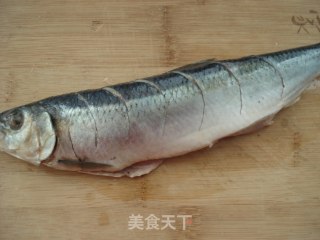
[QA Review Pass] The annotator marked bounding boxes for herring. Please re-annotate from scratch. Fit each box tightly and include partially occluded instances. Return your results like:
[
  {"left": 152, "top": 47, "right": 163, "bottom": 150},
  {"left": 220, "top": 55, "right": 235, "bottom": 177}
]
[{"left": 0, "top": 43, "right": 319, "bottom": 177}]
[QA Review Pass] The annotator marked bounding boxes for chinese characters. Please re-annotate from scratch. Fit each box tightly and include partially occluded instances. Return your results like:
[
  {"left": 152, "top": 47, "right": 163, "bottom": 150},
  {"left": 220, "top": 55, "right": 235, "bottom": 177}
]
[
  {"left": 128, "top": 214, "right": 192, "bottom": 231},
  {"left": 292, "top": 10, "right": 320, "bottom": 34}
]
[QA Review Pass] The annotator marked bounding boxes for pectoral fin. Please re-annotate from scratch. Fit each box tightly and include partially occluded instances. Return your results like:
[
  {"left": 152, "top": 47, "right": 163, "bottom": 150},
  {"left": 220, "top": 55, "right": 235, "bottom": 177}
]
[{"left": 80, "top": 159, "right": 163, "bottom": 178}]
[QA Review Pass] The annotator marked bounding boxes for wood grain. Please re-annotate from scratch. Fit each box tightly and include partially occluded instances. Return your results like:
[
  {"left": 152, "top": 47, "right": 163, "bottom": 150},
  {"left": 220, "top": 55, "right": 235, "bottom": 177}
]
[{"left": 0, "top": 0, "right": 319, "bottom": 239}]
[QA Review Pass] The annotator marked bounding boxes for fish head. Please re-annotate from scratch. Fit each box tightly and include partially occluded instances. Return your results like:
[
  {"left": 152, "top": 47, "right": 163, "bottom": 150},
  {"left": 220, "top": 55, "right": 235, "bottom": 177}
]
[{"left": 0, "top": 105, "right": 56, "bottom": 165}]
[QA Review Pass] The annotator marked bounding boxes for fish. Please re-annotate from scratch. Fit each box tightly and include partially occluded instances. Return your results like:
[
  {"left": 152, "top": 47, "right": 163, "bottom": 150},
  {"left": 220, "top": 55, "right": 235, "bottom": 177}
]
[{"left": 0, "top": 43, "right": 320, "bottom": 177}]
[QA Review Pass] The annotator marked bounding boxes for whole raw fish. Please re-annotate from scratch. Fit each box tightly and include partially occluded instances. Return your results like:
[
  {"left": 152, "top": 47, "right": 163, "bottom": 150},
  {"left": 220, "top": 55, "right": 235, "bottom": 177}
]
[{"left": 0, "top": 43, "right": 319, "bottom": 177}]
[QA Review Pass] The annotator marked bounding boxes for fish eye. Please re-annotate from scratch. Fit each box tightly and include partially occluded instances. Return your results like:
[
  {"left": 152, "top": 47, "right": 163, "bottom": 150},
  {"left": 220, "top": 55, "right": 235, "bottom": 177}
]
[{"left": 7, "top": 111, "right": 24, "bottom": 130}]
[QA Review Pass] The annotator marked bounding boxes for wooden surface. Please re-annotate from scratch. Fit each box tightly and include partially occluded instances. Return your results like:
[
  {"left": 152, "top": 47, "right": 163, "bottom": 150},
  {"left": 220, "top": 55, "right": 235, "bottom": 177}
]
[{"left": 0, "top": 1, "right": 320, "bottom": 239}]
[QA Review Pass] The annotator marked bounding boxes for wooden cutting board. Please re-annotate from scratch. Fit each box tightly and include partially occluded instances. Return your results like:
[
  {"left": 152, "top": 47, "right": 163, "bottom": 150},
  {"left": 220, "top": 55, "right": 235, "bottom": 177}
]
[{"left": 0, "top": 1, "right": 319, "bottom": 239}]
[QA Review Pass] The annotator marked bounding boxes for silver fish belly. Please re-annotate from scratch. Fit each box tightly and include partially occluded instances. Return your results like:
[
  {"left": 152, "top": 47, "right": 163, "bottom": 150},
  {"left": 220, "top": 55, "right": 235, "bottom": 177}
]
[{"left": 1, "top": 43, "right": 320, "bottom": 177}]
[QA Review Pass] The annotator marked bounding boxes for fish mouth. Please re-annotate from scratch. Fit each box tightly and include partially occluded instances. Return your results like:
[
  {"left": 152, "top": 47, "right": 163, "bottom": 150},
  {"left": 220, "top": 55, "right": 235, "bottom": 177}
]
[
  {"left": 0, "top": 131, "right": 4, "bottom": 151},
  {"left": 0, "top": 120, "right": 5, "bottom": 150}
]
